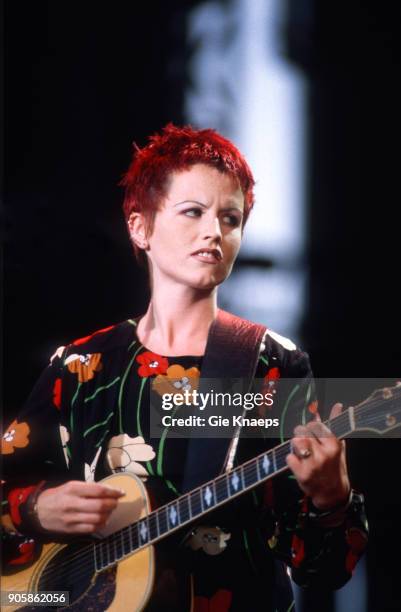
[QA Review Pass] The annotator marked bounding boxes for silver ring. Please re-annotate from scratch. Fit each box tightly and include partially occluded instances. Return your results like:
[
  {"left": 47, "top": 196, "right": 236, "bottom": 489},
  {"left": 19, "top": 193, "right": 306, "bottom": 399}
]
[{"left": 299, "top": 448, "right": 312, "bottom": 459}]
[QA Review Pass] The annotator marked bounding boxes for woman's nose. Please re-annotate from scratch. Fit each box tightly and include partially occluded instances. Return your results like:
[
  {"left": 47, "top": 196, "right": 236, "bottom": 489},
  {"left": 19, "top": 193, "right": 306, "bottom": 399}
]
[{"left": 202, "top": 215, "right": 222, "bottom": 241}]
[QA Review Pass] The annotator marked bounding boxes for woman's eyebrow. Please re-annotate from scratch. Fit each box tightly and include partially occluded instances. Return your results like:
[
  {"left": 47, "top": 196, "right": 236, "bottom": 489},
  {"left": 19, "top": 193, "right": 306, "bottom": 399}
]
[
  {"left": 173, "top": 199, "right": 207, "bottom": 207},
  {"left": 174, "top": 200, "right": 243, "bottom": 212}
]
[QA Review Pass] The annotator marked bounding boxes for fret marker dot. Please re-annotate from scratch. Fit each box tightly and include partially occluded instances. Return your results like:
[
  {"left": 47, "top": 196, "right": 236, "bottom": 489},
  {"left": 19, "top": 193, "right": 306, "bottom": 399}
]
[
  {"left": 262, "top": 455, "right": 270, "bottom": 474},
  {"left": 139, "top": 522, "right": 148, "bottom": 541},
  {"left": 204, "top": 486, "right": 212, "bottom": 506},
  {"left": 169, "top": 505, "right": 177, "bottom": 526},
  {"left": 231, "top": 472, "right": 240, "bottom": 491}
]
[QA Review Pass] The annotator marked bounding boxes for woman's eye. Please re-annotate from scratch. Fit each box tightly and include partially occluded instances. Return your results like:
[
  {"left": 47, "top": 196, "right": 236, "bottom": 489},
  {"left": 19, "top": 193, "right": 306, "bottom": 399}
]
[
  {"left": 183, "top": 208, "right": 202, "bottom": 218},
  {"left": 223, "top": 215, "right": 240, "bottom": 227}
]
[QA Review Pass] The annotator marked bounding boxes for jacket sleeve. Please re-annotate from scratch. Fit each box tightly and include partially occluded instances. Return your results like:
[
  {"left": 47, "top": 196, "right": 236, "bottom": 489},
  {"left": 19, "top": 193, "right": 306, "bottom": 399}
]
[
  {"left": 2, "top": 349, "right": 71, "bottom": 539},
  {"left": 263, "top": 348, "right": 369, "bottom": 589}
]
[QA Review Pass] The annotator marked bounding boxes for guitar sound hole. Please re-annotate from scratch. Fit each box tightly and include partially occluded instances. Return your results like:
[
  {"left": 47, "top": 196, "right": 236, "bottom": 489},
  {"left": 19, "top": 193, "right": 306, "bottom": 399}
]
[{"left": 37, "top": 540, "right": 96, "bottom": 606}]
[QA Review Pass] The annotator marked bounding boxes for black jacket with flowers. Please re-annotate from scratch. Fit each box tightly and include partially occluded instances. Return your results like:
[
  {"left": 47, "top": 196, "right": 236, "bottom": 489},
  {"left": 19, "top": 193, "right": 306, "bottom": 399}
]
[{"left": 2, "top": 318, "right": 368, "bottom": 612}]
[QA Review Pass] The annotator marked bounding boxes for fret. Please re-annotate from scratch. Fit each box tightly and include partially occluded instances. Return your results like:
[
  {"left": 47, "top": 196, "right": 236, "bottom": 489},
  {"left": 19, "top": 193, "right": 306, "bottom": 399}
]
[
  {"left": 107, "top": 539, "right": 115, "bottom": 566},
  {"left": 215, "top": 475, "right": 228, "bottom": 503},
  {"left": 115, "top": 531, "right": 124, "bottom": 560},
  {"left": 226, "top": 471, "right": 231, "bottom": 499},
  {"left": 157, "top": 506, "right": 168, "bottom": 537},
  {"left": 272, "top": 448, "right": 277, "bottom": 472},
  {"left": 94, "top": 542, "right": 102, "bottom": 571},
  {"left": 348, "top": 407, "right": 356, "bottom": 433},
  {"left": 148, "top": 512, "right": 159, "bottom": 541},
  {"left": 189, "top": 489, "right": 202, "bottom": 519},
  {"left": 256, "top": 453, "right": 261, "bottom": 482},
  {"left": 113, "top": 534, "right": 119, "bottom": 562},
  {"left": 178, "top": 495, "right": 191, "bottom": 524},
  {"left": 240, "top": 466, "right": 245, "bottom": 489},
  {"left": 131, "top": 522, "right": 139, "bottom": 551},
  {"left": 213, "top": 480, "right": 218, "bottom": 507},
  {"left": 122, "top": 526, "right": 131, "bottom": 556},
  {"left": 105, "top": 540, "right": 114, "bottom": 567},
  {"left": 243, "top": 461, "right": 258, "bottom": 488},
  {"left": 201, "top": 484, "right": 215, "bottom": 510}
]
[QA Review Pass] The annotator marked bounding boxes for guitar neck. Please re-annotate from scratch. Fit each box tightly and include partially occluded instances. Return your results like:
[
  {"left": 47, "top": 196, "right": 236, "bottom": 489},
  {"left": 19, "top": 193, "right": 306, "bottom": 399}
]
[{"left": 93, "top": 389, "right": 401, "bottom": 572}]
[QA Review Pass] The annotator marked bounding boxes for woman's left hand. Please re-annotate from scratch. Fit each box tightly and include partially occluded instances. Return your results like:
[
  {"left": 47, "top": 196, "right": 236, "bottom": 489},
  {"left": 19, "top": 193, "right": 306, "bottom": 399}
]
[{"left": 286, "top": 403, "right": 351, "bottom": 510}]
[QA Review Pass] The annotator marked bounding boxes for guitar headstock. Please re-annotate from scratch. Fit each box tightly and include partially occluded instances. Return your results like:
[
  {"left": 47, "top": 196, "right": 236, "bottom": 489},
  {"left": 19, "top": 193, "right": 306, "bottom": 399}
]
[{"left": 353, "top": 382, "right": 401, "bottom": 435}]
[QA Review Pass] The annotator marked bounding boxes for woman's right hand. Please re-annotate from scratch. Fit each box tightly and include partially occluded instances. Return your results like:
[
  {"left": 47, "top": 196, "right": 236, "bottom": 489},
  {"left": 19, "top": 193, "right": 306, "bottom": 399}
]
[{"left": 36, "top": 480, "right": 125, "bottom": 534}]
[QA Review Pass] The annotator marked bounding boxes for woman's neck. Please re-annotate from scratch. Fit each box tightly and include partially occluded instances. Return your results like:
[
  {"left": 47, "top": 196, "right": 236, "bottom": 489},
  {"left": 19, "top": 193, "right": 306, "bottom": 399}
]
[{"left": 135, "top": 285, "right": 218, "bottom": 356}]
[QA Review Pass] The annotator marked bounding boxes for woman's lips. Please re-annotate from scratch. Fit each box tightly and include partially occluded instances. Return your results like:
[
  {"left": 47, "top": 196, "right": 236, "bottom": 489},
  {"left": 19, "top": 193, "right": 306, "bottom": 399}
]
[{"left": 192, "top": 252, "right": 221, "bottom": 264}]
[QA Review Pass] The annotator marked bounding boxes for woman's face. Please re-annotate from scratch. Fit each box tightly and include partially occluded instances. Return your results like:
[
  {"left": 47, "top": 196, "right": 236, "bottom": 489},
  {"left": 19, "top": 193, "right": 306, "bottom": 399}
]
[{"left": 145, "top": 163, "right": 244, "bottom": 291}]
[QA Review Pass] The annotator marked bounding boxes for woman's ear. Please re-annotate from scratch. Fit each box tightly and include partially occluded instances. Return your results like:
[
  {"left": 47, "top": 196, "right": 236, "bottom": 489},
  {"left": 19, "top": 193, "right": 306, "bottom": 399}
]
[{"left": 128, "top": 212, "right": 149, "bottom": 250}]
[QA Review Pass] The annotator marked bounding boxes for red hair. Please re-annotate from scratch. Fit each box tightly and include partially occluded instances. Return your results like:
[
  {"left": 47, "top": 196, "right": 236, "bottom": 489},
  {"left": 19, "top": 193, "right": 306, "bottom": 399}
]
[{"left": 120, "top": 123, "right": 255, "bottom": 265}]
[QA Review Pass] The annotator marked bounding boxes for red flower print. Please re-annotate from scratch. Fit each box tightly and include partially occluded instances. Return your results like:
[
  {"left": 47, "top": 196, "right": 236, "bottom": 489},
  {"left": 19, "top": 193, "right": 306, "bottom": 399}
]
[
  {"left": 308, "top": 400, "right": 318, "bottom": 414},
  {"left": 264, "top": 367, "right": 280, "bottom": 381},
  {"left": 72, "top": 325, "right": 115, "bottom": 346},
  {"left": 9, "top": 539, "right": 35, "bottom": 565},
  {"left": 193, "top": 589, "right": 232, "bottom": 612},
  {"left": 291, "top": 533, "right": 305, "bottom": 568},
  {"left": 53, "top": 378, "right": 62, "bottom": 409},
  {"left": 8, "top": 485, "right": 37, "bottom": 526},
  {"left": 136, "top": 351, "right": 169, "bottom": 377},
  {"left": 259, "top": 367, "right": 281, "bottom": 415}
]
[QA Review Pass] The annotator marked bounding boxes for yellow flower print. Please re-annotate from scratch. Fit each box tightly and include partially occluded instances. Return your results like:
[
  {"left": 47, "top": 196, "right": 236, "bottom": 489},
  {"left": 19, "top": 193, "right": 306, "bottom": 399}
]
[
  {"left": 65, "top": 352, "right": 102, "bottom": 383},
  {"left": 106, "top": 434, "right": 155, "bottom": 478},
  {"left": 1, "top": 420, "right": 30, "bottom": 455},
  {"left": 152, "top": 364, "right": 200, "bottom": 402}
]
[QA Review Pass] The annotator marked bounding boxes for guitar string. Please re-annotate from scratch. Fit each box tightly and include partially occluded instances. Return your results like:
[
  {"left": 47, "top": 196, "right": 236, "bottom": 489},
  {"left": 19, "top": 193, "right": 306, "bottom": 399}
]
[
  {"left": 36, "top": 402, "right": 401, "bottom": 588},
  {"left": 38, "top": 389, "right": 401, "bottom": 577},
  {"left": 37, "top": 401, "right": 401, "bottom": 585},
  {"left": 36, "top": 400, "right": 401, "bottom": 585}
]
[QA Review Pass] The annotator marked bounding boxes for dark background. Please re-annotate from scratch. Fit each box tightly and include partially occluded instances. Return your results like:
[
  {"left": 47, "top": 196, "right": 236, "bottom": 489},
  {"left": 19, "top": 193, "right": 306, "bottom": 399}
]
[{"left": 3, "top": 1, "right": 400, "bottom": 610}]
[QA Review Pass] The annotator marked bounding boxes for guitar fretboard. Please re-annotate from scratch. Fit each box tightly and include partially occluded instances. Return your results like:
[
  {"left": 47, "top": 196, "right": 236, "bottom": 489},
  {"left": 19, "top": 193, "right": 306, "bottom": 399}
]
[{"left": 93, "top": 389, "right": 401, "bottom": 572}]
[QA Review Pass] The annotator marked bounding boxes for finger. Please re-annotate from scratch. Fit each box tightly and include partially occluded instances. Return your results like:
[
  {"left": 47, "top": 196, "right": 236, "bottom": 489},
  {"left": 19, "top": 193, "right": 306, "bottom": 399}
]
[
  {"left": 293, "top": 425, "right": 315, "bottom": 439},
  {"left": 69, "top": 523, "right": 101, "bottom": 534},
  {"left": 290, "top": 436, "right": 321, "bottom": 461},
  {"left": 286, "top": 452, "right": 303, "bottom": 474},
  {"left": 67, "top": 481, "right": 125, "bottom": 498},
  {"left": 329, "top": 402, "right": 343, "bottom": 419},
  {"left": 68, "top": 498, "right": 119, "bottom": 514},
  {"left": 305, "top": 420, "right": 336, "bottom": 442},
  {"left": 67, "top": 512, "right": 110, "bottom": 528}
]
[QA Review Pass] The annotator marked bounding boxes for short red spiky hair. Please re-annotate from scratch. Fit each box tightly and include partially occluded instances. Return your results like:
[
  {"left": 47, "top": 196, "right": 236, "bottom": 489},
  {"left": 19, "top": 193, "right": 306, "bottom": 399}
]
[{"left": 120, "top": 123, "right": 255, "bottom": 265}]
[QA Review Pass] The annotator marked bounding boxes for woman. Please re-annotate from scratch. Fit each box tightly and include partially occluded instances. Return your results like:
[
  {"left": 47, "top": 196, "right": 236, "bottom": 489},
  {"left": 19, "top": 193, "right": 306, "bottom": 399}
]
[{"left": 2, "top": 124, "right": 368, "bottom": 611}]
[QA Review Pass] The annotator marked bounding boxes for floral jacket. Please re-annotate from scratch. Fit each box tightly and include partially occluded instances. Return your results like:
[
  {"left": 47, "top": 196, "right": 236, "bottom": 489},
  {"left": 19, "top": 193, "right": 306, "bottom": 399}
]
[{"left": 2, "top": 318, "right": 368, "bottom": 611}]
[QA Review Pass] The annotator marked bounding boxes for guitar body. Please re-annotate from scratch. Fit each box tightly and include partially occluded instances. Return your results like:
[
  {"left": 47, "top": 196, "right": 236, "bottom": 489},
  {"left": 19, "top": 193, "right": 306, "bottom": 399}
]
[
  {"left": 2, "top": 473, "right": 191, "bottom": 611},
  {"left": 3, "top": 383, "right": 399, "bottom": 611}
]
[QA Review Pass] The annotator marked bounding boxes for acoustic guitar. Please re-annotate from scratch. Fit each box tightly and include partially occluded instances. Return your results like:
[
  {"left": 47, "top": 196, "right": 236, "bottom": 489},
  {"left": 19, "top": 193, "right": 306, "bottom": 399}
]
[{"left": 2, "top": 384, "right": 400, "bottom": 611}]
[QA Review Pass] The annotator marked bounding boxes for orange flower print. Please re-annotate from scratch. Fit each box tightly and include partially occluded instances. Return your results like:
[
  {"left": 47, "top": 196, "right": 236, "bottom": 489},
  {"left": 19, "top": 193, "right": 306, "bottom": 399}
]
[
  {"left": 2, "top": 420, "right": 30, "bottom": 455},
  {"left": 136, "top": 351, "right": 169, "bottom": 377},
  {"left": 65, "top": 352, "right": 102, "bottom": 383},
  {"left": 152, "top": 364, "right": 200, "bottom": 401}
]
